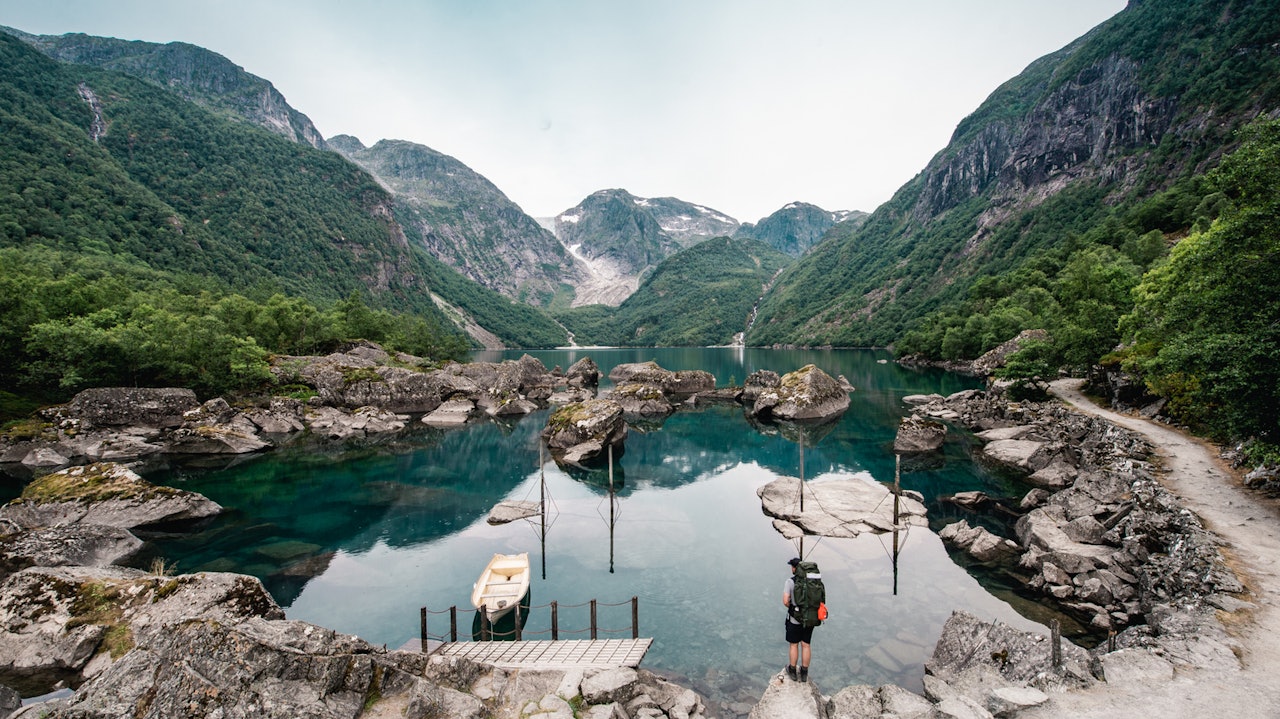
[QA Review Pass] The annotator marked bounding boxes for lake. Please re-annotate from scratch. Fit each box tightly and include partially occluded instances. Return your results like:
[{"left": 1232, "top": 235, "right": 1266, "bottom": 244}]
[{"left": 85, "top": 348, "right": 1059, "bottom": 707}]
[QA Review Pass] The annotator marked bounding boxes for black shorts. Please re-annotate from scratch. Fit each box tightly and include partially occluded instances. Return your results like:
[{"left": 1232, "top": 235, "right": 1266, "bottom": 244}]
[{"left": 785, "top": 620, "right": 814, "bottom": 644}]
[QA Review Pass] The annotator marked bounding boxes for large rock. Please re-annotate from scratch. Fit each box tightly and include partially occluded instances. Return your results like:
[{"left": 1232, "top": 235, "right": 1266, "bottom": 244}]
[
  {"left": 0, "top": 462, "right": 221, "bottom": 531},
  {"left": 607, "top": 361, "right": 715, "bottom": 398},
  {"left": 926, "top": 611, "right": 1093, "bottom": 692},
  {"left": 750, "top": 365, "right": 850, "bottom": 423},
  {"left": 304, "top": 406, "right": 407, "bottom": 440},
  {"left": 749, "top": 672, "right": 826, "bottom": 719},
  {"left": 607, "top": 383, "right": 675, "bottom": 418},
  {"left": 938, "top": 520, "right": 1021, "bottom": 563},
  {"left": 54, "top": 617, "right": 438, "bottom": 719},
  {"left": 828, "top": 683, "right": 933, "bottom": 718},
  {"left": 166, "top": 399, "right": 272, "bottom": 454},
  {"left": 894, "top": 415, "right": 947, "bottom": 453},
  {"left": 565, "top": 357, "right": 601, "bottom": 389},
  {"left": 542, "top": 399, "right": 627, "bottom": 468},
  {"left": 0, "top": 565, "right": 283, "bottom": 697},
  {"left": 759, "top": 476, "right": 927, "bottom": 538},
  {"left": 64, "top": 388, "right": 200, "bottom": 430},
  {"left": 0, "top": 525, "right": 141, "bottom": 581}
]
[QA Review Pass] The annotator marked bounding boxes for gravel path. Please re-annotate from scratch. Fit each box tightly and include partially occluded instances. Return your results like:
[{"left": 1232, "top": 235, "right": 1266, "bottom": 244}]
[{"left": 1017, "top": 379, "right": 1280, "bottom": 718}]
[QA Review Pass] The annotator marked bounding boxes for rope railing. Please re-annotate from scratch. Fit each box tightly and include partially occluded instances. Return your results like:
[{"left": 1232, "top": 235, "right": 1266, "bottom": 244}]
[{"left": 420, "top": 596, "right": 640, "bottom": 651}]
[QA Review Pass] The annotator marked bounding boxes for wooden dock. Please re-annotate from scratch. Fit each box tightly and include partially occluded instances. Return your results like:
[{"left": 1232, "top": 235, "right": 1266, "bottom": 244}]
[{"left": 432, "top": 638, "right": 653, "bottom": 669}]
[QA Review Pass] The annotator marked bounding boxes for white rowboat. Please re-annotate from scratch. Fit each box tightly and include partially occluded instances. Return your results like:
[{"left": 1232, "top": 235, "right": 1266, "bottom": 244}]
[{"left": 471, "top": 552, "right": 530, "bottom": 619}]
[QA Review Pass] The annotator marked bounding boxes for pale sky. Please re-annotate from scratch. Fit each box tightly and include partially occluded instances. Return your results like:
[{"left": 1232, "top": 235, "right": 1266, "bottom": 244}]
[{"left": 1, "top": 0, "right": 1126, "bottom": 223}]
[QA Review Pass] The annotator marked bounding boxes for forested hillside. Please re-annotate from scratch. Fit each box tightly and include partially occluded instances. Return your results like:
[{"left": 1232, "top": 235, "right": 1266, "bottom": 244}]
[
  {"left": 557, "top": 237, "right": 790, "bottom": 347},
  {"left": 748, "top": 0, "right": 1280, "bottom": 453},
  {"left": 750, "top": 0, "right": 1280, "bottom": 350},
  {"left": 3, "top": 26, "right": 327, "bottom": 148},
  {"left": 0, "top": 31, "right": 474, "bottom": 410}
]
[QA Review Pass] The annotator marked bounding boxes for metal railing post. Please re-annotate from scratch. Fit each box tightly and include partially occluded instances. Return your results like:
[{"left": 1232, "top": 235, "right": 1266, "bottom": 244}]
[
  {"left": 449, "top": 606, "right": 457, "bottom": 642},
  {"left": 632, "top": 596, "right": 639, "bottom": 639},
  {"left": 590, "top": 599, "right": 598, "bottom": 640},
  {"left": 514, "top": 602, "right": 523, "bottom": 641},
  {"left": 551, "top": 601, "right": 559, "bottom": 640},
  {"left": 420, "top": 607, "right": 427, "bottom": 653}
]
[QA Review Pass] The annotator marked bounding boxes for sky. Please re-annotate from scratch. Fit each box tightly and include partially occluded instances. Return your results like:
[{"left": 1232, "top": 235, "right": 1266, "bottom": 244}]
[{"left": 1, "top": 0, "right": 1127, "bottom": 224}]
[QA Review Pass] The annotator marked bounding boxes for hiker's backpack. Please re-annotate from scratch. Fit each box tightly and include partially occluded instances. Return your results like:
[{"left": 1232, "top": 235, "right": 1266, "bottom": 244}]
[{"left": 790, "top": 560, "right": 827, "bottom": 628}]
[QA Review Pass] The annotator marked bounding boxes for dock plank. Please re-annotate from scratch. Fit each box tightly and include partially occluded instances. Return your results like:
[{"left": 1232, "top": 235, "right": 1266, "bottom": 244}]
[{"left": 434, "top": 638, "right": 653, "bottom": 669}]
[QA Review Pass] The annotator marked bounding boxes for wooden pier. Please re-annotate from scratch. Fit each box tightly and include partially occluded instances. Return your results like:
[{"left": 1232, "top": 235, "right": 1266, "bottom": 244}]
[
  {"left": 420, "top": 596, "right": 651, "bottom": 669},
  {"left": 433, "top": 638, "right": 652, "bottom": 669}
]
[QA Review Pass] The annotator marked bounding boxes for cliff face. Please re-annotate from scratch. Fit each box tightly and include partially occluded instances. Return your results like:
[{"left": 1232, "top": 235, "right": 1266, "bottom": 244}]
[
  {"left": 748, "top": 0, "right": 1280, "bottom": 347},
  {"left": 333, "top": 137, "right": 585, "bottom": 307},
  {"left": 4, "top": 28, "right": 328, "bottom": 149}
]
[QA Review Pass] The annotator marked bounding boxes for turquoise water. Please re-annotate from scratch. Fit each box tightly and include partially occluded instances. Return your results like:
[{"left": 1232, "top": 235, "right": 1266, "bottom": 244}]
[{"left": 120, "top": 349, "right": 1055, "bottom": 707}]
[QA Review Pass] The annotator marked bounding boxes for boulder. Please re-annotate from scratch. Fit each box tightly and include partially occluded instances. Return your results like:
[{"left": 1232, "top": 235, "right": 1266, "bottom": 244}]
[
  {"left": 542, "top": 399, "right": 627, "bottom": 467},
  {"left": 759, "top": 476, "right": 927, "bottom": 538},
  {"left": 422, "top": 398, "right": 477, "bottom": 426},
  {"left": 608, "top": 383, "right": 675, "bottom": 417},
  {"left": 927, "top": 611, "right": 1094, "bottom": 691},
  {"left": 749, "top": 672, "right": 825, "bottom": 719},
  {"left": 242, "top": 397, "right": 306, "bottom": 434},
  {"left": 0, "top": 525, "right": 141, "bottom": 581},
  {"left": 581, "top": 667, "right": 639, "bottom": 705},
  {"left": 750, "top": 364, "right": 851, "bottom": 423},
  {"left": 894, "top": 415, "right": 947, "bottom": 453},
  {"left": 487, "top": 500, "right": 541, "bottom": 525},
  {"left": 0, "top": 684, "right": 18, "bottom": 717},
  {"left": 607, "top": 361, "right": 715, "bottom": 398},
  {"left": 938, "top": 521, "right": 1021, "bottom": 563},
  {"left": 304, "top": 406, "right": 407, "bottom": 440},
  {"left": 903, "top": 393, "right": 944, "bottom": 406},
  {"left": 0, "top": 565, "right": 283, "bottom": 697},
  {"left": 64, "top": 387, "right": 199, "bottom": 430},
  {"left": 566, "top": 357, "right": 601, "bottom": 389},
  {"left": 0, "top": 462, "right": 221, "bottom": 531},
  {"left": 56, "top": 616, "right": 437, "bottom": 719},
  {"left": 166, "top": 406, "right": 271, "bottom": 454},
  {"left": 980, "top": 439, "right": 1049, "bottom": 472},
  {"left": 741, "top": 370, "right": 781, "bottom": 405}
]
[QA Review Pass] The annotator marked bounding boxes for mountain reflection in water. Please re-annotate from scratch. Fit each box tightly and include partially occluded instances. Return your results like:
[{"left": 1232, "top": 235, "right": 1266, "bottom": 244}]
[{"left": 128, "top": 348, "right": 1061, "bottom": 709}]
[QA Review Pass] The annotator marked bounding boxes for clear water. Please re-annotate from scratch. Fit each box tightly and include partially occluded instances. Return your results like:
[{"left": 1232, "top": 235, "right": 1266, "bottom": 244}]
[{"left": 86, "top": 349, "right": 1058, "bottom": 707}]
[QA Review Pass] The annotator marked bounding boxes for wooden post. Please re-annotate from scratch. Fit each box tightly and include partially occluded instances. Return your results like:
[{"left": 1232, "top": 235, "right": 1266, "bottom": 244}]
[
  {"left": 631, "top": 596, "right": 639, "bottom": 639},
  {"left": 1050, "top": 619, "right": 1062, "bottom": 669},
  {"left": 551, "top": 601, "right": 559, "bottom": 640},
  {"left": 420, "top": 607, "right": 427, "bottom": 653},
  {"left": 481, "top": 605, "right": 491, "bottom": 642},
  {"left": 590, "top": 599, "right": 598, "bottom": 640},
  {"left": 514, "top": 602, "right": 523, "bottom": 641},
  {"left": 449, "top": 606, "right": 457, "bottom": 643},
  {"left": 799, "top": 436, "right": 805, "bottom": 513},
  {"left": 894, "top": 453, "right": 901, "bottom": 526}
]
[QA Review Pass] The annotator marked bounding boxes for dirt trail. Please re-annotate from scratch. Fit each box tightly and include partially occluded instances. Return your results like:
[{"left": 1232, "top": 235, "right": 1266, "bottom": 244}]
[{"left": 1019, "top": 379, "right": 1280, "bottom": 717}]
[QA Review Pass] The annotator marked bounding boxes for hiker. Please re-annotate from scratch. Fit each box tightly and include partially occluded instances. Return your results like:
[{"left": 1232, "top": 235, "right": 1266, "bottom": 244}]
[{"left": 782, "top": 556, "right": 814, "bottom": 682}]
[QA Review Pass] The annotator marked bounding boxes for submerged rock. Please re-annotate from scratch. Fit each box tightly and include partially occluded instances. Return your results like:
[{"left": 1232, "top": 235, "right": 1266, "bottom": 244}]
[
  {"left": 488, "top": 500, "right": 541, "bottom": 525},
  {"left": 758, "top": 476, "right": 927, "bottom": 538},
  {"left": 894, "top": 415, "right": 947, "bottom": 453}
]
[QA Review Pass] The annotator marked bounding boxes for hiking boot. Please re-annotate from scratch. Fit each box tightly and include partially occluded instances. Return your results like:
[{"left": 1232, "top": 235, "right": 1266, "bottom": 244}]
[
  {"left": 799, "top": 667, "right": 809, "bottom": 683},
  {"left": 785, "top": 665, "right": 797, "bottom": 681}
]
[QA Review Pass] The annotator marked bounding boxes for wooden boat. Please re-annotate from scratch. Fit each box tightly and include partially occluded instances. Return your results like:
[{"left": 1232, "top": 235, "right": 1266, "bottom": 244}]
[{"left": 470, "top": 552, "right": 530, "bottom": 619}]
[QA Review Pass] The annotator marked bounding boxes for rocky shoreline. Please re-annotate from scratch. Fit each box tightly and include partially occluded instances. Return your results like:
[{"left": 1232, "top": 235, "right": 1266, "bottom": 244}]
[{"left": 0, "top": 345, "right": 1258, "bottom": 718}]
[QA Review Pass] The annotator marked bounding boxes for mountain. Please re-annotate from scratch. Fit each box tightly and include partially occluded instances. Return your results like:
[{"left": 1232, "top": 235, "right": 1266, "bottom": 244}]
[
  {"left": 556, "top": 236, "right": 790, "bottom": 347},
  {"left": 2, "top": 26, "right": 327, "bottom": 149},
  {"left": 330, "top": 136, "right": 584, "bottom": 308},
  {"left": 748, "top": 0, "right": 1280, "bottom": 349},
  {"left": 735, "top": 202, "right": 868, "bottom": 257},
  {"left": 553, "top": 189, "right": 739, "bottom": 306}
]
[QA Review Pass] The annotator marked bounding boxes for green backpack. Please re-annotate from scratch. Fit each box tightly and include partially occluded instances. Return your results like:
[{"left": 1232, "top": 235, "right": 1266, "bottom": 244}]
[{"left": 790, "top": 560, "right": 826, "bottom": 628}]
